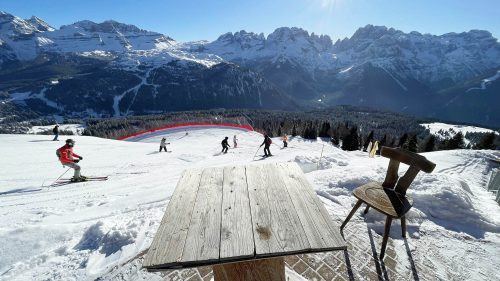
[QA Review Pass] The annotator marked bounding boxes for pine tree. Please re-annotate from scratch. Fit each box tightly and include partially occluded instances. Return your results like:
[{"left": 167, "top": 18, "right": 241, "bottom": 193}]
[
  {"left": 341, "top": 133, "right": 352, "bottom": 151},
  {"left": 398, "top": 133, "right": 409, "bottom": 148},
  {"left": 342, "top": 127, "right": 360, "bottom": 151},
  {"left": 475, "top": 132, "right": 496, "bottom": 150},
  {"left": 422, "top": 135, "right": 436, "bottom": 152},
  {"left": 292, "top": 124, "right": 297, "bottom": 137},
  {"left": 331, "top": 135, "right": 340, "bottom": 146},
  {"left": 351, "top": 127, "right": 360, "bottom": 151},
  {"left": 408, "top": 135, "right": 418, "bottom": 152},
  {"left": 380, "top": 134, "right": 387, "bottom": 147},
  {"left": 319, "top": 121, "right": 331, "bottom": 138},
  {"left": 451, "top": 132, "right": 465, "bottom": 149}
]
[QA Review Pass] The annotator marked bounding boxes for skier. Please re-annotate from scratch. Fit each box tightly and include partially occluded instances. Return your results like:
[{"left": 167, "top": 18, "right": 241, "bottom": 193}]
[
  {"left": 159, "top": 137, "right": 170, "bottom": 152},
  {"left": 260, "top": 134, "right": 273, "bottom": 157},
  {"left": 221, "top": 136, "right": 230, "bottom": 153},
  {"left": 57, "top": 139, "right": 86, "bottom": 182},
  {"left": 282, "top": 135, "right": 288, "bottom": 148},
  {"left": 233, "top": 135, "right": 238, "bottom": 148},
  {"left": 52, "top": 124, "right": 59, "bottom": 141}
]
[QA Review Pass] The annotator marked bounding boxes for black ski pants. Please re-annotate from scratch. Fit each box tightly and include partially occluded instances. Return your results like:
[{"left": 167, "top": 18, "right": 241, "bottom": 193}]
[{"left": 264, "top": 145, "right": 271, "bottom": 156}]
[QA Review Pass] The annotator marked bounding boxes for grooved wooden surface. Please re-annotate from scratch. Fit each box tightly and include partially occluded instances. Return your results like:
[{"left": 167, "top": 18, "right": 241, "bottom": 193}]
[{"left": 143, "top": 163, "right": 346, "bottom": 270}]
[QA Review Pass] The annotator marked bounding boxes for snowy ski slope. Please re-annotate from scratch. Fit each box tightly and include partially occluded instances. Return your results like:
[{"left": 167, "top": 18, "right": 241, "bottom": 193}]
[{"left": 0, "top": 128, "right": 499, "bottom": 280}]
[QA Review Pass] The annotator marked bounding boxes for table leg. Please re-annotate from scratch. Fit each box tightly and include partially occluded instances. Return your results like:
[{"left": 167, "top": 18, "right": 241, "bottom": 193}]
[{"left": 212, "top": 257, "right": 285, "bottom": 281}]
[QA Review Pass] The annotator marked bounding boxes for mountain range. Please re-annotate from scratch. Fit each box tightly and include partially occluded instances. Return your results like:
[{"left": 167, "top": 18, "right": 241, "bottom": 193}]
[{"left": 1, "top": 11, "right": 499, "bottom": 127}]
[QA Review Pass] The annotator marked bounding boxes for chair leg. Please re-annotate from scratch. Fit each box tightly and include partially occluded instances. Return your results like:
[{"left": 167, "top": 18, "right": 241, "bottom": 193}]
[
  {"left": 363, "top": 205, "right": 370, "bottom": 214},
  {"left": 401, "top": 216, "right": 406, "bottom": 238},
  {"left": 380, "top": 216, "right": 393, "bottom": 260},
  {"left": 340, "top": 200, "right": 363, "bottom": 231}
]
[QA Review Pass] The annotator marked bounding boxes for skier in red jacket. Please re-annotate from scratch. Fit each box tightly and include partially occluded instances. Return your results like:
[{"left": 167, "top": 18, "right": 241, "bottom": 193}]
[{"left": 57, "top": 139, "right": 86, "bottom": 182}]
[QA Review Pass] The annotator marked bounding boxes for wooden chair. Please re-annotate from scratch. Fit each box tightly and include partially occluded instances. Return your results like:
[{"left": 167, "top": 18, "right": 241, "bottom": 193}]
[{"left": 340, "top": 146, "right": 436, "bottom": 259}]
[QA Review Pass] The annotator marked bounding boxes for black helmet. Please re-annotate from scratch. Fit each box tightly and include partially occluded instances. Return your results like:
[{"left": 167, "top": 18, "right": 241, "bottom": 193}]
[
  {"left": 66, "top": 139, "right": 75, "bottom": 146},
  {"left": 225, "top": 136, "right": 228, "bottom": 139}
]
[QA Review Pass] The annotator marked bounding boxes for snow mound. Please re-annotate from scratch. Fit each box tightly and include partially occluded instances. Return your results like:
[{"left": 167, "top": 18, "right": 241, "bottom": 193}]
[
  {"left": 294, "top": 151, "right": 349, "bottom": 173},
  {"left": 410, "top": 174, "right": 500, "bottom": 237}
]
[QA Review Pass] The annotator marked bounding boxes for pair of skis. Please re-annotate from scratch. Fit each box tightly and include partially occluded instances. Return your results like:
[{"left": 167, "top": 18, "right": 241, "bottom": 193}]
[{"left": 50, "top": 176, "right": 108, "bottom": 187}]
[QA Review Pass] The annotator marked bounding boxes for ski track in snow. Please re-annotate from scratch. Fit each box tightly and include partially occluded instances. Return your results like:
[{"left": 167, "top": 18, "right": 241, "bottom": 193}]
[
  {"left": 379, "top": 65, "right": 408, "bottom": 91},
  {"left": 113, "top": 67, "right": 158, "bottom": 117},
  {"left": 466, "top": 70, "right": 500, "bottom": 92},
  {"left": 0, "top": 129, "right": 499, "bottom": 280}
]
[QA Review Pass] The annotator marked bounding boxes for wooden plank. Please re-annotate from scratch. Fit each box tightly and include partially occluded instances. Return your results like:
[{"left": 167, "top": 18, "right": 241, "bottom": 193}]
[
  {"left": 246, "top": 164, "right": 310, "bottom": 257},
  {"left": 212, "top": 257, "right": 285, "bottom": 281},
  {"left": 395, "top": 166, "right": 420, "bottom": 194},
  {"left": 220, "top": 166, "right": 255, "bottom": 260},
  {"left": 381, "top": 147, "right": 436, "bottom": 173},
  {"left": 288, "top": 162, "right": 345, "bottom": 250},
  {"left": 382, "top": 159, "right": 400, "bottom": 188},
  {"left": 181, "top": 167, "right": 224, "bottom": 264},
  {"left": 143, "top": 169, "right": 203, "bottom": 268},
  {"left": 276, "top": 163, "right": 346, "bottom": 250}
]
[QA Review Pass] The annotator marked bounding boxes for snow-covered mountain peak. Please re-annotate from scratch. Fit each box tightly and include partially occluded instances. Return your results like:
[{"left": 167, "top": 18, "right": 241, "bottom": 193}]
[
  {"left": 61, "top": 19, "right": 155, "bottom": 35},
  {"left": 199, "top": 26, "right": 336, "bottom": 70},
  {"left": 215, "top": 30, "right": 266, "bottom": 49},
  {"left": 0, "top": 11, "right": 43, "bottom": 36},
  {"left": 267, "top": 27, "right": 333, "bottom": 50},
  {"left": 267, "top": 27, "right": 310, "bottom": 41},
  {"left": 27, "top": 16, "right": 54, "bottom": 32},
  {"left": 349, "top": 24, "right": 399, "bottom": 40}
]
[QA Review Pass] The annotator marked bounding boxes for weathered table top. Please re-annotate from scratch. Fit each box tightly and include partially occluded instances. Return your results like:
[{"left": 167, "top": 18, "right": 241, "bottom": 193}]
[{"left": 143, "top": 162, "right": 346, "bottom": 270}]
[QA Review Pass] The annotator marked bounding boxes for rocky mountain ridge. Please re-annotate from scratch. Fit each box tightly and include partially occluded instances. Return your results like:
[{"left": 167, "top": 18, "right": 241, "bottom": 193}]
[{"left": 0, "top": 11, "right": 499, "bottom": 127}]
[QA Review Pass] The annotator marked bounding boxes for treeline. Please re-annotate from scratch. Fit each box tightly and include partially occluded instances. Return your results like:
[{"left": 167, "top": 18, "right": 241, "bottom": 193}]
[
  {"left": 79, "top": 106, "right": 498, "bottom": 152},
  {"left": 2, "top": 105, "right": 497, "bottom": 151}
]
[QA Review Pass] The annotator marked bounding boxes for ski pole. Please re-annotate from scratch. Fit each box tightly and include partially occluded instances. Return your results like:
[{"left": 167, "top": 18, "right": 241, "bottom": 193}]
[
  {"left": 253, "top": 146, "right": 261, "bottom": 159},
  {"left": 50, "top": 167, "right": 71, "bottom": 186}
]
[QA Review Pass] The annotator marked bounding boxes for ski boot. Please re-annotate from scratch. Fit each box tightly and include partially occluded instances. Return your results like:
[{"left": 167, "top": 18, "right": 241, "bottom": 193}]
[{"left": 70, "top": 176, "right": 88, "bottom": 182}]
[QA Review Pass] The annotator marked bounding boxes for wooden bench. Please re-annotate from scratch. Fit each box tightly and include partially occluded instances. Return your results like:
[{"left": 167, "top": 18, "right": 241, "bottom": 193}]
[{"left": 143, "top": 162, "right": 346, "bottom": 281}]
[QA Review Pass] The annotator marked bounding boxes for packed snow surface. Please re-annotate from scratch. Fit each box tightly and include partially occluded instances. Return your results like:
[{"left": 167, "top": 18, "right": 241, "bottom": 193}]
[{"left": 0, "top": 128, "right": 499, "bottom": 280}]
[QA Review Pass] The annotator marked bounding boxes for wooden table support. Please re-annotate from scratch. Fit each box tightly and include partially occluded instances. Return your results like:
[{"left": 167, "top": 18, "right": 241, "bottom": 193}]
[{"left": 213, "top": 257, "right": 285, "bottom": 281}]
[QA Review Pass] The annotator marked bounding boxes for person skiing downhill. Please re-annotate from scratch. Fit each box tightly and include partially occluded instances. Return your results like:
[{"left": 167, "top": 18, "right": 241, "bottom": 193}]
[
  {"left": 221, "top": 136, "right": 230, "bottom": 153},
  {"left": 57, "top": 139, "right": 86, "bottom": 182},
  {"left": 159, "top": 137, "right": 170, "bottom": 152},
  {"left": 282, "top": 135, "right": 288, "bottom": 148},
  {"left": 233, "top": 135, "right": 238, "bottom": 148},
  {"left": 52, "top": 125, "right": 59, "bottom": 141},
  {"left": 260, "top": 134, "right": 273, "bottom": 157}
]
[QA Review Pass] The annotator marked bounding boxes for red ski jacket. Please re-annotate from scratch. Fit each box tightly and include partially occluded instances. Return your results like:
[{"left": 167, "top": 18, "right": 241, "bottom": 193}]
[{"left": 57, "top": 145, "right": 81, "bottom": 164}]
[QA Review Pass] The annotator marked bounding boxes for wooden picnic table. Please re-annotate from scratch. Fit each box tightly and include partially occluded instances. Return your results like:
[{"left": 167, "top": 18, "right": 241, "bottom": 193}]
[{"left": 143, "top": 162, "right": 346, "bottom": 281}]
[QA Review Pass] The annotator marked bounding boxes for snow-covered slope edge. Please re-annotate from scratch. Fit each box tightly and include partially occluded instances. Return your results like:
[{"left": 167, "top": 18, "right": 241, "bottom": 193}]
[{"left": 421, "top": 122, "right": 499, "bottom": 145}]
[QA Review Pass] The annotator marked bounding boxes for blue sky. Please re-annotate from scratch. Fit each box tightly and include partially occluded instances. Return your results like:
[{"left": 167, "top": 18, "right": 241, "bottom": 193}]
[{"left": 2, "top": 0, "right": 499, "bottom": 42}]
